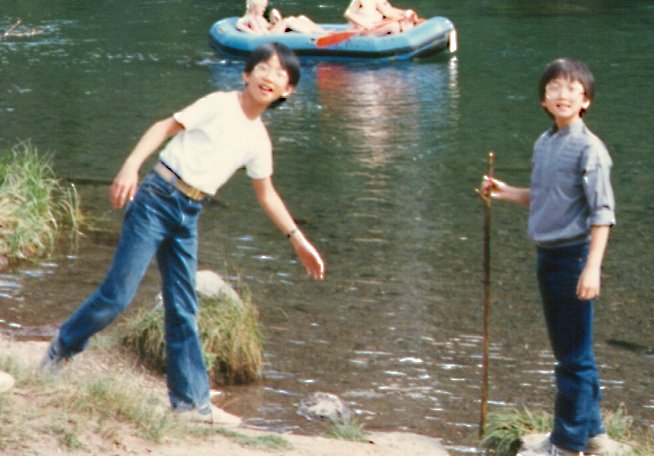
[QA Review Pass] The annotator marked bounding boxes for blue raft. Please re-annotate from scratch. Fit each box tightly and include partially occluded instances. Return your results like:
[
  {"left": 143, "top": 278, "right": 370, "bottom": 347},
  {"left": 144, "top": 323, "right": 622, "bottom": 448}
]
[{"left": 208, "top": 16, "right": 457, "bottom": 62}]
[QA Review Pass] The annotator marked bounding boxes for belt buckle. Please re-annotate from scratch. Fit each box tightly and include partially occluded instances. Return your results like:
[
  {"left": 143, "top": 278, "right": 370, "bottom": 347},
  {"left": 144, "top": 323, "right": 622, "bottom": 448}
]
[
  {"left": 186, "top": 187, "right": 204, "bottom": 201},
  {"left": 178, "top": 181, "right": 204, "bottom": 201}
]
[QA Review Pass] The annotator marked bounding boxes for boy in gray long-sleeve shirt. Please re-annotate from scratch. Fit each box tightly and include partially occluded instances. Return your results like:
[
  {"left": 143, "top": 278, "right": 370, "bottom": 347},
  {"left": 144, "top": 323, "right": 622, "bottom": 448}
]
[{"left": 483, "top": 58, "right": 627, "bottom": 456}]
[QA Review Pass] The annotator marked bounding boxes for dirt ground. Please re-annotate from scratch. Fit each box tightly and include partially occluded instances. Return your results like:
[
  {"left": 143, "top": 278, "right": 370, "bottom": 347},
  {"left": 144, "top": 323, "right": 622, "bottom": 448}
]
[{"left": 0, "top": 335, "right": 449, "bottom": 455}]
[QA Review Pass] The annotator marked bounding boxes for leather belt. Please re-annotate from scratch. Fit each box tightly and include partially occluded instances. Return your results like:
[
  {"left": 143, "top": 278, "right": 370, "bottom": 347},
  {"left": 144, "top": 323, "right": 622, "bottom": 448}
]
[{"left": 153, "top": 162, "right": 207, "bottom": 201}]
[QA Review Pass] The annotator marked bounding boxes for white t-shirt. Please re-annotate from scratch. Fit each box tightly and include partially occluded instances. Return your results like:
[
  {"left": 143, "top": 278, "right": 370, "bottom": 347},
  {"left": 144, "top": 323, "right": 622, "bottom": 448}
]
[{"left": 159, "top": 91, "right": 273, "bottom": 195}]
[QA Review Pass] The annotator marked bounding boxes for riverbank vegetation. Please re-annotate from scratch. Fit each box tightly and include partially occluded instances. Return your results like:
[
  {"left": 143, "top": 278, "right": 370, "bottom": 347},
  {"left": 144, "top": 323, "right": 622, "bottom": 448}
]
[
  {"left": 0, "top": 344, "right": 288, "bottom": 454},
  {"left": 121, "top": 290, "right": 264, "bottom": 385},
  {"left": 0, "top": 336, "right": 381, "bottom": 455},
  {"left": 481, "top": 406, "right": 650, "bottom": 455},
  {"left": 0, "top": 141, "right": 81, "bottom": 266}
]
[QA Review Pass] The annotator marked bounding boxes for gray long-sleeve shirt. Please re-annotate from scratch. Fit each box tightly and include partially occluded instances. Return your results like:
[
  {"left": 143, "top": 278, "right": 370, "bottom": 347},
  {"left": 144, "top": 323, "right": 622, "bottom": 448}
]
[{"left": 528, "top": 119, "right": 615, "bottom": 248}]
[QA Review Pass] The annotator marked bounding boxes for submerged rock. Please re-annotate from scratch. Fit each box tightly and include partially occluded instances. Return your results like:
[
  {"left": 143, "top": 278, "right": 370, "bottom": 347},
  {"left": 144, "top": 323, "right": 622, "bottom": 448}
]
[{"left": 298, "top": 392, "right": 352, "bottom": 423}]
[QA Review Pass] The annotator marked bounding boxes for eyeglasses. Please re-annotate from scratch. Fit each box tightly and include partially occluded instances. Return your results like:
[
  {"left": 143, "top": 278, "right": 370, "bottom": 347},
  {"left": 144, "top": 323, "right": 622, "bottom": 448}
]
[
  {"left": 252, "top": 63, "right": 289, "bottom": 83},
  {"left": 545, "top": 81, "right": 585, "bottom": 99}
]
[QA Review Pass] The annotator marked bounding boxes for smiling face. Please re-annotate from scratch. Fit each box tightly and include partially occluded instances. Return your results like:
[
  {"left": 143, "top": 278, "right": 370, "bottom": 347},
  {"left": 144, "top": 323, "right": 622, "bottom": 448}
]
[
  {"left": 242, "top": 53, "right": 294, "bottom": 108},
  {"left": 538, "top": 58, "right": 595, "bottom": 129},
  {"left": 541, "top": 77, "right": 591, "bottom": 129}
]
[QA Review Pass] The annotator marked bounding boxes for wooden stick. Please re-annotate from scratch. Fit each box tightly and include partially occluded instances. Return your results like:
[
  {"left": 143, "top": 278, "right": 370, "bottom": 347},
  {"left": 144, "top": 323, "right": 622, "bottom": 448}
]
[{"left": 479, "top": 151, "right": 495, "bottom": 439}]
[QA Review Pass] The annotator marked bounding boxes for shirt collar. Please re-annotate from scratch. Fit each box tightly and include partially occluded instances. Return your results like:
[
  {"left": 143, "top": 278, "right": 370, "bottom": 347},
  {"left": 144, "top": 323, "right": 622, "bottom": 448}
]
[{"left": 549, "top": 118, "right": 585, "bottom": 136}]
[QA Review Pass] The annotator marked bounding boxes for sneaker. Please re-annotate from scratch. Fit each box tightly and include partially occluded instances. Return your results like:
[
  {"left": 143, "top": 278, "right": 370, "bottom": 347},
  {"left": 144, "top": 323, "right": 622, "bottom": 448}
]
[
  {"left": 548, "top": 446, "right": 583, "bottom": 456},
  {"left": 174, "top": 405, "right": 215, "bottom": 424},
  {"left": 39, "top": 330, "right": 70, "bottom": 374},
  {"left": 585, "top": 433, "right": 633, "bottom": 456},
  {"left": 517, "top": 436, "right": 582, "bottom": 456},
  {"left": 173, "top": 403, "right": 242, "bottom": 427}
]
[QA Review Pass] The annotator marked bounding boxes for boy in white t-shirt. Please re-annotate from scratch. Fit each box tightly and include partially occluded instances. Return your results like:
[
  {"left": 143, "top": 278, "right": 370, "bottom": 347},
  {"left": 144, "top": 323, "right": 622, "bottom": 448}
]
[{"left": 41, "top": 43, "right": 325, "bottom": 424}]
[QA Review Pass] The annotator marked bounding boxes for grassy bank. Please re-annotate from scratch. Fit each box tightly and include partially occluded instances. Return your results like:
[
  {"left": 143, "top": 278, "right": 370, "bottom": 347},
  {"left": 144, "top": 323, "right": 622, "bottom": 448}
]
[
  {"left": 481, "top": 406, "right": 649, "bottom": 455},
  {"left": 0, "top": 335, "right": 382, "bottom": 455},
  {"left": 0, "top": 340, "right": 289, "bottom": 455},
  {"left": 0, "top": 141, "right": 81, "bottom": 264}
]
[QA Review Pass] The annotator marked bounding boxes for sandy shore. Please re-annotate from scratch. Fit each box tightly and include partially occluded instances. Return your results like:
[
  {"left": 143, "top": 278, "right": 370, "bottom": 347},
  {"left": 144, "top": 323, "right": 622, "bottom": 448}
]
[{"left": 0, "top": 335, "right": 449, "bottom": 455}]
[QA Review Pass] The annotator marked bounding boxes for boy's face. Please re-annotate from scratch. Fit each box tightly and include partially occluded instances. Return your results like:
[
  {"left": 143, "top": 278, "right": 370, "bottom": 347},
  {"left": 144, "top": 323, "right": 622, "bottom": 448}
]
[
  {"left": 541, "top": 77, "right": 590, "bottom": 127},
  {"left": 243, "top": 54, "right": 294, "bottom": 106}
]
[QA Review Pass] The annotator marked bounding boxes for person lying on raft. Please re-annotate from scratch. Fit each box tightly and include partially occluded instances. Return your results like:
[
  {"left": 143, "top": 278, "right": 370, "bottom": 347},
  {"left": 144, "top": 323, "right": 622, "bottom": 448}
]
[
  {"left": 344, "top": 0, "right": 423, "bottom": 36},
  {"left": 236, "top": 0, "right": 325, "bottom": 35}
]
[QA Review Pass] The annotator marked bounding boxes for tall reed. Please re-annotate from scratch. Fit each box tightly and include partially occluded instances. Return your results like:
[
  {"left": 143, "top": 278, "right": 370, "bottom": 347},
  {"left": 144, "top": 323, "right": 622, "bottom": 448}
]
[{"left": 0, "top": 141, "right": 81, "bottom": 261}]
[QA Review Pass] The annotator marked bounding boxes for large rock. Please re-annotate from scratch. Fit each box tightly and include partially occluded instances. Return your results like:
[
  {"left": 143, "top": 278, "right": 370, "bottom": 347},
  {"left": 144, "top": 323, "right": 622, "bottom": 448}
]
[
  {"left": 298, "top": 392, "right": 352, "bottom": 423},
  {"left": 0, "top": 371, "right": 15, "bottom": 393},
  {"left": 196, "top": 270, "right": 242, "bottom": 306}
]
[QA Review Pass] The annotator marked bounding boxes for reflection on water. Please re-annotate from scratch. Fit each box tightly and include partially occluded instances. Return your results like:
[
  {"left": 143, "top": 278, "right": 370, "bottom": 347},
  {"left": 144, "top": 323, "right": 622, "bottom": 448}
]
[
  {"left": 315, "top": 63, "right": 421, "bottom": 166},
  {"left": 2, "top": 1, "right": 654, "bottom": 453}
]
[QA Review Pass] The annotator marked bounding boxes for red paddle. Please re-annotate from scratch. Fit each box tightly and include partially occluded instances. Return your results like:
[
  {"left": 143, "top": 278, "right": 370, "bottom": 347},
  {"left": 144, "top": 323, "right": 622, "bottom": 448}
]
[
  {"left": 315, "top": 19, "right": 398, "bottom": 48},
  {"left": 315, "top": 29, "right": 361, "bottom": 48}
]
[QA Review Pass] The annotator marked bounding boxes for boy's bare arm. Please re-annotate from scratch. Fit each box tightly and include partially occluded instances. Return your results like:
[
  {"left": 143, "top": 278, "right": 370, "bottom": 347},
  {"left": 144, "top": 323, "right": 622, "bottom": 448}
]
[
  {"left": 344, "top": 0, "right": 374, "bottom": 29},
  {"left": 251, "top": 177, "right": 325, "bottom": 280},
  {"left": 110, "top": 117, "right": 183, "bottom": 209},
  {"left": 378, "top": 1, "right": 405, "bottom": 20},
  {"left": 577, "top": 225, "right": 610, "bottom": 300}
]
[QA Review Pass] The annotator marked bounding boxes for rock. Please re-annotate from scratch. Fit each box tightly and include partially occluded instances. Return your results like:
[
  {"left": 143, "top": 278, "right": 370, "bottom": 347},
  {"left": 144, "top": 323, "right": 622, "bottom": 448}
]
[
  {"left": 151, "top": 270, "right": 243, "bottom": 311},
  {"left": 518, "top": 433, "right": 550, "bottom": 454},
  {"left": 0, "top": 371, "right": 16, "bottom": 393},
  {"left": 195, "top": 270, "right": 242, "bottom": 306},
  {"left": 298, "top": 392, "right": 352, "bottom": 423}
]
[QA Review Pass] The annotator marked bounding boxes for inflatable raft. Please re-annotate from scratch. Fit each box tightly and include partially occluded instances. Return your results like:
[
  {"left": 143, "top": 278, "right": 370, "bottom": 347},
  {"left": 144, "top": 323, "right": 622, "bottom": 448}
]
[{"left": 208, "top": 16, "right": 457, "bottom": 61}]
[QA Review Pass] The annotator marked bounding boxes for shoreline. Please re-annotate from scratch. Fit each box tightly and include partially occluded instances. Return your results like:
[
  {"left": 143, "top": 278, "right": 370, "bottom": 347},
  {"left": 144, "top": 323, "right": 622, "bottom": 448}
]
[{"left": 0, "top": 335, "right": 450, "bottom": 455}]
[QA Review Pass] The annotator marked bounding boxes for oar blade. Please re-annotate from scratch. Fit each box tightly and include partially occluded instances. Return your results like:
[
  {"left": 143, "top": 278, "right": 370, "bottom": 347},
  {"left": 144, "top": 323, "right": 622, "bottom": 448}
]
[{"left": 315, "top": 30, "right": 359, "bottom": 48}]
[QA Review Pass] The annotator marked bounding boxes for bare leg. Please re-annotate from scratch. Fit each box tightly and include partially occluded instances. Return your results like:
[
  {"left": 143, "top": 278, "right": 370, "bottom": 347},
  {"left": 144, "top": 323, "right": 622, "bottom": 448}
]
[{"left": 284, "top": 16, "right": 326, "bottom": 34}]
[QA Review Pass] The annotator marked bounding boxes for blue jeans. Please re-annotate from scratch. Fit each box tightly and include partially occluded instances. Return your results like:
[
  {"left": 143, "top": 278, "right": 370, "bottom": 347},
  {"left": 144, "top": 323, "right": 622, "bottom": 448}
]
[
  {"left": 57, "top": 172, "right": 210, "bottom": 411},
  {"left": 537, "top": 242, "right": 605, "bottom": 452}
]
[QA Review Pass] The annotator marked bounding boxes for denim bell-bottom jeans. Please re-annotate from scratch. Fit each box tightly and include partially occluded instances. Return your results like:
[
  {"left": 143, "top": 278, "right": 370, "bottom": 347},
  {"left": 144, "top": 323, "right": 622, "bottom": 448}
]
[
  {"left": 537, "top": 242, "right": 605, "bottom": 452},
  {"left": 57, "top": 172, "right": 210, "bottom": 411}
]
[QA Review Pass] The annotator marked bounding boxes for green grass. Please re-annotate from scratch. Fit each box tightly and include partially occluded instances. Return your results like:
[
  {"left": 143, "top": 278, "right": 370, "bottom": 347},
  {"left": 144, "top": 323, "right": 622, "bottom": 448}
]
[
  {"left": 326, "top": 417, "right": 368, "bottom": 442},
  {"left": 121, "top": 287, "right": 264, "bottom": 385},
  {"left": 220, "top": 428, "right": 293, "bottom": 450},
  {"left": 0, "top": 141, "right": 81, "bottom": 261},
  {"left": 481, "top": 406, "right": 645, "bottom": 455},
  {"left": 66, "top": 374, "right": 173, "bottom": 442},
  {"left": 0, "top": 352, "right": 292, "bottom": 453},
  {"left": 481, "top": 408, "right": 552, "bottom": 455}
]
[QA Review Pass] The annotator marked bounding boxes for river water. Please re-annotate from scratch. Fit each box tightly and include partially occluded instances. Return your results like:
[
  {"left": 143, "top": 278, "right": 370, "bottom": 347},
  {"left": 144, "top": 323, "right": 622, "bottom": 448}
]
[{"left": 1, "top": 0, "right": 653, "bottom": 452}]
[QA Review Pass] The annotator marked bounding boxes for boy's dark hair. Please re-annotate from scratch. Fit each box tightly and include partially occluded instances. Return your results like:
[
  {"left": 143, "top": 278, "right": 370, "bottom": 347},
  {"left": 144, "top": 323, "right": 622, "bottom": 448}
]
[
  {"left": 244, "top": 42, "right": 301, "bottom": 109},
  {"left": 539, "top": 58, "right": 595, "bottom": 117}
]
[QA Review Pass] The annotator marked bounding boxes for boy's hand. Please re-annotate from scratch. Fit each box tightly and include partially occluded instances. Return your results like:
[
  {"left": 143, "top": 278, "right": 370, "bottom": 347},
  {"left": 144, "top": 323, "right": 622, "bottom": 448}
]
[
  {"left": 110, "top": 165, "right": 139, "bottom": 209},
  {"left": 480, "top": 175, "right": 507, "bottom": 200},
  {"left": 479, "top": 175, "right": 530, "bottom": 206},
  {"left": 577, "top": 265, "right": 601, "bottom": 300},
  {"left": 290, "top": 234, "right": 325, "bottom": 280}
]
